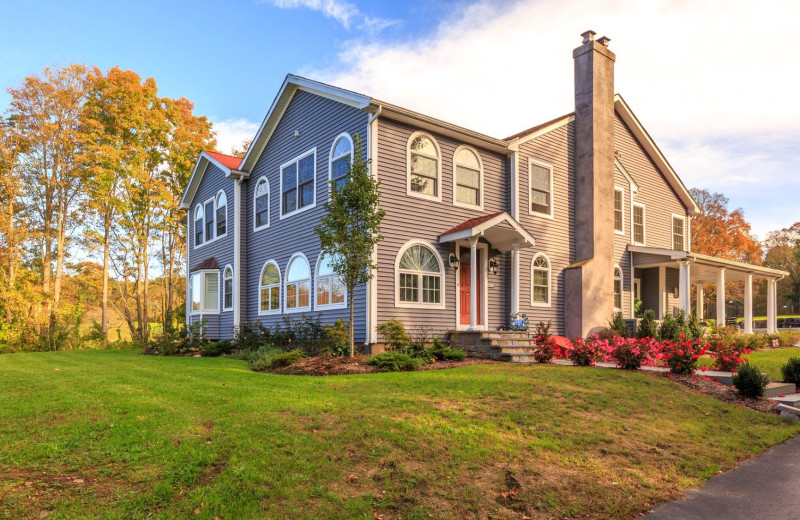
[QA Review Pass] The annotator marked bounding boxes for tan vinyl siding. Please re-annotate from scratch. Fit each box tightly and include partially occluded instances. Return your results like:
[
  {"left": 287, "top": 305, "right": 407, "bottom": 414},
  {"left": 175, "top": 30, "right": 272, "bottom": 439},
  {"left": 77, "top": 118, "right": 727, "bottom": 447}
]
[
  {"left": 375, "top": 117, "right": 510, "bottom": 335},
  {"left": 516, "top": 121, "right": 575, "bottom": 335},
  {"left": 613, "top": 165, "right": 632, "bottom": 319}
]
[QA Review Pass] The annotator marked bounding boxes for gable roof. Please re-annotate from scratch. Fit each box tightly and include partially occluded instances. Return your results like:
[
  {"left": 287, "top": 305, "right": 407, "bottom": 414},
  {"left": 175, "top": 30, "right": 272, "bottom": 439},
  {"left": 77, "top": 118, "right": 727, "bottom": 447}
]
[
  {"left": 179, "top": 151, "right": 248, "bottom": 210},
  {"left": 504, "top": 112, "right": 574, "bottom": 141},
  {"left": 205, "top": 150, "right": 242, "bottom": 170}
]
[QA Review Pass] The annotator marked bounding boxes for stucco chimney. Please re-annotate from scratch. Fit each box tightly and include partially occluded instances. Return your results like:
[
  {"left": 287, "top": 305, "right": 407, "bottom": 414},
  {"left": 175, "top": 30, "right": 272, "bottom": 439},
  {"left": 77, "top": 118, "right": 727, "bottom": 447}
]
[{"left": 564, "top": 30, "right": 616, "bottom": 338}]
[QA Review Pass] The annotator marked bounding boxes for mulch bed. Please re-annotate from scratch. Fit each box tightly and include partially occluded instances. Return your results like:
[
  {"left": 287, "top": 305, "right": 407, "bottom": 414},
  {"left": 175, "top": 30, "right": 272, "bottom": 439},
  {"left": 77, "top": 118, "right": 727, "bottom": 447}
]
[
  {"left": 268, "top": 354, "right": 498, "bottom": 376},
  {"left": 654, "top": 372, "right": 779, "bottom": 414}
]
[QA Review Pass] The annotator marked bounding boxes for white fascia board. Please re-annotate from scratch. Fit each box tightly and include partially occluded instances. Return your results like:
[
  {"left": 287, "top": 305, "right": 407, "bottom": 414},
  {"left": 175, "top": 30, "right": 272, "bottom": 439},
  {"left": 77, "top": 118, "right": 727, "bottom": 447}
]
[{"left": 180, "top": 151, "right": 236, "bottom": 210}]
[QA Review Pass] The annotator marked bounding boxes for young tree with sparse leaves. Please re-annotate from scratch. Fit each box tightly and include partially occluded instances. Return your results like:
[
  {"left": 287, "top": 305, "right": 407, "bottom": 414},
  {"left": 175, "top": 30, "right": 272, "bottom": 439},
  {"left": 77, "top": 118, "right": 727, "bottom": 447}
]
[{"left": 315, "top": 135, "right": 385, "bottom": 357}]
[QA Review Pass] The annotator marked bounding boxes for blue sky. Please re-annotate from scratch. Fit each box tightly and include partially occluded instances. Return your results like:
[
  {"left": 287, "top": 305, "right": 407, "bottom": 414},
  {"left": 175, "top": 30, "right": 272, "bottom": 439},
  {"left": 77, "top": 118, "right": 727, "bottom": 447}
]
[{"left": 2, "top": 0, "right": 798, "bottom": 240}]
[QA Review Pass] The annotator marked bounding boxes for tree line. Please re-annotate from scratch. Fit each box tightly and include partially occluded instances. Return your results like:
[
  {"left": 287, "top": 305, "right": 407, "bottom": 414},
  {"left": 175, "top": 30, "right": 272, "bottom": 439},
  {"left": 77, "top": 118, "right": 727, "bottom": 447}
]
[{"left": 0, "top": 65, "right": 215, "bottom": 351}]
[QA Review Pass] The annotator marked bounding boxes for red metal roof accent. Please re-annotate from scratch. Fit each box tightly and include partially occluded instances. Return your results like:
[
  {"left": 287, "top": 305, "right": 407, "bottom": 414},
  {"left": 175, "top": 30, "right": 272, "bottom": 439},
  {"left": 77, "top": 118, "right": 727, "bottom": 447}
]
[
  {"left": 439, "top": 212, "right": 504, "bottom": 237},
  {"left": 191, "top": 257, "right": 219, "bottom": 272},
  {"left": 504, "top": 112, "right": 574, "bottom": 141},
  {"left": 205, "top": 150, "right": 242, "bottom": 170}
]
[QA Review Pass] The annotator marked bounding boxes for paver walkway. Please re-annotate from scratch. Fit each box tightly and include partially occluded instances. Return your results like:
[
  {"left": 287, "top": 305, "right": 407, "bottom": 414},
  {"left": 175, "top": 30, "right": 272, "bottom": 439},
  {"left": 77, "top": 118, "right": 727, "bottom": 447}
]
[{"left": 647, "top": 434, "right": 800, "bottom": 519}]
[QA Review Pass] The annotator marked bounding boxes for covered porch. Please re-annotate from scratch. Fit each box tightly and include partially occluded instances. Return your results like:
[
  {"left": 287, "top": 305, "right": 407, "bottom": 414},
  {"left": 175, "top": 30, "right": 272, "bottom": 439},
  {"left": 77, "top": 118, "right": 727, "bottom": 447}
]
[{"left": 629, "top": 246, "right": 789, "bottom": 333}]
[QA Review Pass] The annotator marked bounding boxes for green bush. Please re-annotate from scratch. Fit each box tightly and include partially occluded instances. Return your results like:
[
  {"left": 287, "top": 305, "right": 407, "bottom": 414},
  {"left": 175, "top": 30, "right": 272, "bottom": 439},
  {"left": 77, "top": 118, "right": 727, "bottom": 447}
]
[
  {"left": 376, "top": 319, "right": 411, "bottom": 351},
  {"left": 781, "top": 357, "right": 800, "bottom": 386},
  {"left": 659, "top": 311, "right": 690, "bottom": 341},
  {"left": 773, "top": 331, "right": 800, "bottom": 347},
  {"left": 233, "top": 321, "right": 272, "bottom": 351},
  {"left": 365, "top": 352, "right": 421, "bottom": 372},
  {"left": 322, "top": 319, "right": 350, "bottom": 357},
  {"left": 688, "top": 313, "right": 703, "bottom": 340},
  {"left": 609, "top": 312, "right": 630, "bottom": 338},
  {"left": 636, "top": 310, "right": 659, "bottom": 339},
  {"left": 270, "top": 349, "right": 304, "bottom": 368},
  {"left": 428, "top": 337, "right": 466, "bottom": 361},
  {"left": 202, "top": 340, "right": 234, "bottom": 357},
  {"left": 245, "top": 346, "right": 282, "bottom": 371},
  {"left": 732, "top": 363, "right": 769, "bottom": 398}
]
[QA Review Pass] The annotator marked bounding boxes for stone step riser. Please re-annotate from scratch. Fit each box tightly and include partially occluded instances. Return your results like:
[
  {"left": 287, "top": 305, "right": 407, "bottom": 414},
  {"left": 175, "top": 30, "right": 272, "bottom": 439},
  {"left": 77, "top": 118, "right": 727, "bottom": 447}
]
[
  {"left": 764, "top": 383, "right": 797, "bottom": 399},
  {"left": 490, "top": 346, "right": 537, "bottom": 354},
  {"left": 480, "top": 339, "right": 536, "bottom": 347}
]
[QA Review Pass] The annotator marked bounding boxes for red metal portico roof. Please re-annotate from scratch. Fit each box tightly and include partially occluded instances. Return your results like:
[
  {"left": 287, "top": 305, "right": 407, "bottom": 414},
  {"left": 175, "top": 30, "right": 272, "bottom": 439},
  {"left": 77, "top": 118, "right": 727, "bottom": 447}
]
[
  {"left": 439, "top": 212, "right": 504, "bottom": 237},
  {"left": 191, "top": 257, "right": 219, "bottom": 272},
  {"left": 204, "top": 150, "right": 242, "bottom": 170}
]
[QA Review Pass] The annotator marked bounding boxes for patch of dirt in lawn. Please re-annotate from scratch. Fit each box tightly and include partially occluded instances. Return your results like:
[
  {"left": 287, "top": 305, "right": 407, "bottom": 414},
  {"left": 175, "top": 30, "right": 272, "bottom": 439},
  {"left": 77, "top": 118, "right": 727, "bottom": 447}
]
[
  {"left": 657, "top": 372, "right": 779, "bottom": 413},
  {"left": 268, "top": 354, "right": 498, "bottom": 376}
]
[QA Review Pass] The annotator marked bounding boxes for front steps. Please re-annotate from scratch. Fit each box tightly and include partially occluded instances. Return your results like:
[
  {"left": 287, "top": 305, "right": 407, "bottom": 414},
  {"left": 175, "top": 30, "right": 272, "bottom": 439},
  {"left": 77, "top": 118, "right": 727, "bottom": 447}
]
[{"left": 452, "top": 331, "right": 537, "bottom": 363}]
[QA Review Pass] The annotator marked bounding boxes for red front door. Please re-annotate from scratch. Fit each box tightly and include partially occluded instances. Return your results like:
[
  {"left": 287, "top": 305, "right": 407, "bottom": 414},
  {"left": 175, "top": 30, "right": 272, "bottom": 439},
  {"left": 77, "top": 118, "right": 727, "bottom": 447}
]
[{"left": 459, "top": 251, "right": 481, "bottom": 325}]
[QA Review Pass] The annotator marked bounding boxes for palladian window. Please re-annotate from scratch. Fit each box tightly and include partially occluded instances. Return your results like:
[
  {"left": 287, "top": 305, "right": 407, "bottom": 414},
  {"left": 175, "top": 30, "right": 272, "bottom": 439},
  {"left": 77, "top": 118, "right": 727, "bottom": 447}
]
[
  {"left": 285, "top": 254, "right": 311, "bottom": 311},
  {"left": 398, "top": 243, "right": 442, "bottom": 305}
]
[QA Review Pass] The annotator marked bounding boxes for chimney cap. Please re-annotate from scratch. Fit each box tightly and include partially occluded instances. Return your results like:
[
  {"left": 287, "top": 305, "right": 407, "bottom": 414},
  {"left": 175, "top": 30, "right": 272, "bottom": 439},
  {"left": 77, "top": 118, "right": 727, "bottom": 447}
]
[
  {"left": 581, "top": 30, "right": 596, "bottom": 43},
  {"left": 597, "top": 35, "right": 611, "bottom": 47}
]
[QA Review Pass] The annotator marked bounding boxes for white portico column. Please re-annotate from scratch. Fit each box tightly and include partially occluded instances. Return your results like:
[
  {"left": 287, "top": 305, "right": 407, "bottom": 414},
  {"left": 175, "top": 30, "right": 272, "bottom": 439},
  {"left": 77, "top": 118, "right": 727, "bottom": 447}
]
[
  {"left": 696, "top": 284, "right": 704, "bottom": 321},
  {"left": 510, "top": 241, "right": 521, "bottom": 316},
  {"left": 469, "top": 236, "right": 479, "bottom": 330},
  {"left": 767, "top": 279, "right": 778, "bottom": 334},
  {"left": 717, "top": 269, "right": 726, "bottom": 326},
  {"left": 679, "top": 261, "right": 691, "bottom": 314},
  {"left": 744, "top": 273, "right": 753, "bottom": 334}
]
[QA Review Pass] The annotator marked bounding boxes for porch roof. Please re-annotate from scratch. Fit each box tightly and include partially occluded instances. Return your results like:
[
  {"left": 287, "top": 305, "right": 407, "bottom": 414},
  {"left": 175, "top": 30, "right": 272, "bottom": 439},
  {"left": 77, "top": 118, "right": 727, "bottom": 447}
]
[
  {"left": 629, "top": 245, "right": 788, "bottom": 282},
  {"left": 438, "top": 212, "right": 535, "bottom": 252}
]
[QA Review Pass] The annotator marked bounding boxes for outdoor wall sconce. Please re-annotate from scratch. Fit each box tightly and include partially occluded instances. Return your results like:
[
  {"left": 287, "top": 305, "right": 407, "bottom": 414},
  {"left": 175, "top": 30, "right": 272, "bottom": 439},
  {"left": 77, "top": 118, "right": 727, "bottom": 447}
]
[
  {"left": 448, "top": 254, "right": 460, "bottom": 270},
  {"left": 488, "top": 258, "right": 499, "bottom": 275},
  {"left": 672, "top": 286, "right": 679, "bottom": 297}
]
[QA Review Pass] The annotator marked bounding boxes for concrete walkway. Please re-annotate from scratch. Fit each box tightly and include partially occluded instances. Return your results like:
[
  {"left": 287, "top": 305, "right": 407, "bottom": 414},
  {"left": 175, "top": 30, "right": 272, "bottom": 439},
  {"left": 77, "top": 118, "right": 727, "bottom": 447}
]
[{"left": 647, "top": 435, "right": 800, "bottom": 519}]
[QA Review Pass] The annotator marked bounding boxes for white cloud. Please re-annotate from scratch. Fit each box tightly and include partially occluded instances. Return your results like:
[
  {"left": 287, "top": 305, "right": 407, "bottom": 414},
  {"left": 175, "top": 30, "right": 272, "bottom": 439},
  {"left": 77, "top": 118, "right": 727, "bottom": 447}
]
[
  {"left": 267, "top": 0, "right": 397, "bottom": 32},
  {"left": 212, "top": 118, "right": 260, "bottom": 156}
]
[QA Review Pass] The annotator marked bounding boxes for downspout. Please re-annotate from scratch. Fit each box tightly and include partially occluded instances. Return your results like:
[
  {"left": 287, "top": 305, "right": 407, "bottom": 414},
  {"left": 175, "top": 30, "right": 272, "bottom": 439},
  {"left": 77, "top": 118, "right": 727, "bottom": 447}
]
[
  {"left": 366, "top": 105, "right": 382, "bottom": 345},
  {"left": 186, "top": 213, "right": 191, "bottom": 329},
  {"left": 234, "top": 177, "right": 242, "bottom": 331}
]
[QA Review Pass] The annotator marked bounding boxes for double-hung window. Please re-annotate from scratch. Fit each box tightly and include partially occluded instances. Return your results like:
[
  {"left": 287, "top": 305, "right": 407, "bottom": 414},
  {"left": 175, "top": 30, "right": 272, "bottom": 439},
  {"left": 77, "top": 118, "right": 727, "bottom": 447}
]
[
  {"left": 529, "top": 160, "right": 553, "bottom": 217},
  {"left": 330, "top": 134, "right": 352, "bottom": 191},
  {"left": 633, "top": 203, "right": 645, "bottom": 245},
  {"left": 194, "top": 205, "right": 204, "bottom": 246},
  {"left": 254, "top": 178, "right": 269, "bottom": 230},
  {"left": 204, "top": 200, "right": 215, "bottom": 241},
  {"left": 281, "top": 150, "right": 316, "bottom": 217},
  {"left": 672, "top": 215, "right": 685, "bottom": 251},
  {"left": 408, "top": 133, "right": 440, "bottom": 200},
  {"left": 215, "top": 191, "right": 227, "bottom": 237},
  {"left": 259, "top": 261, "right": 281, "bottom": 314},
  {"left": 453, "top": 147, "right": 482, "bottom": 208},
  {"left": 531, "top": 254, "right": 551, "bottom": 306},
  {"left": 614, "top": 187, "right": 624, "bottom": 233},
  {"left": 190, "top": 271, "right": 219, "bottom": 313},
  {"left": 613, "top": 266, "right": 622, "bottom": 311},
  {"left": 285, "top": 254, "right": 311, "bottom": 311},
  {"left": 222, "top": 266, "right": 233, "bottom": 311},
  {"left": 316, "top": 254, "right": 346, "bottom": 308}
]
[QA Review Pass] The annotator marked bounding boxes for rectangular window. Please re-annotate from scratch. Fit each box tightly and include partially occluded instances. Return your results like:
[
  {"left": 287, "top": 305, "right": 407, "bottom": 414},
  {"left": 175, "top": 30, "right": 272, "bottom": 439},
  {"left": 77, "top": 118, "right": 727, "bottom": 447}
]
[
  {"left": 331, "top": 155, "right": 350, "bottom": 191},
  {"left": 455, "top": 166, "right": 480, "bottom": 206},
  {"left": 191, "top": 274, "right": 202, "bottom": 312},
  {"left": 672, "top": 215, "right": 685, "bottom": 250},
  {"left": 410, "top": 156, "right": 437, "bottom": 196},
  {"left": 399, "top": 273, "right": 418, "bottom": 302},
  {"left": 529, "top": 161, "right": 552, "bottom": 216},
  {"left": 224, "top": 277, "right": 233, "bottom": 310},
  {"left": 633, "top": 204, "right": 645, "bottom": 245},
  {"left": 191, "top": 271, "right": 219, "bottom": 313},
  {"left": 204, "top": 200, "right": 214, "bottom": 241},
  {"left": 216, "top": 204, "right": 226, "bottom": 237},
  {"left": 533, "top": 270, "right": 548, "bottom": 303},
  {"left": 614, "top": 279, "right": 622, "bottom": 310},
  {"left": 281, "top": 150, "right": 316, "bottom": 216},
  {"left": 422, "top": 275, "right": 441, "bottom": 304},
  {"left": 194, "top": 218, "right": 203, "bottom": 246},
  {"left": 614, "top": 188, "right": 624, "bottom": 233}
]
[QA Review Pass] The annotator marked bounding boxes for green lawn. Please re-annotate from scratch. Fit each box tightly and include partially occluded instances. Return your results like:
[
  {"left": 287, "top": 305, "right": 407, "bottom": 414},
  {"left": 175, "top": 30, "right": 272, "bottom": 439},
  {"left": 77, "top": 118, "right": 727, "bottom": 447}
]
[
  {"left": 1, "top": 351, "right": 798, "bottom": 519},
  {"left": 699, "top": 347, "right": 800, "bottom": 380}
]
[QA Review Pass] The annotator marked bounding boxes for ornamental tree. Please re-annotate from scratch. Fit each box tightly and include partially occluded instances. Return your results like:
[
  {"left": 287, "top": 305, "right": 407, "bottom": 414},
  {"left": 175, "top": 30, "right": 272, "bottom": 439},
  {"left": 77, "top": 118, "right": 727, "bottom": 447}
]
[{"left": 315, "top": 134, "right": 385, "bottom": 357}]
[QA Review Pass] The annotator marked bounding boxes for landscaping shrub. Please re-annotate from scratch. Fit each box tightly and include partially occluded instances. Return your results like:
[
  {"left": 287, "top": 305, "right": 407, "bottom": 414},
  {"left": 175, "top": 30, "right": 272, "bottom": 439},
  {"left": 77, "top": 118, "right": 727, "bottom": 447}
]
[
  {"left": 533, "top": 321, "right": 557, "bottom": 363},
  {"left": 636, "top": 310, "right": 659, "bottom": 339},
  {"left": 270, "top": 349, "right": 304, "bottom": 368},
  {"left": 658, "top": 337, "right": 709, "bottom": 375},
  {"left": 428, "top": 337, "right": 466, "bottom": 361},
  {"left": 659, "top": 311, "right": 690, "bottom": 342},
  {"left": 773, "top": 331, "right": 800, "bottom": 347},
  {"left": 609, "top": 336, "right": 657, "bottom": 370},
  {"left": 688, "top": 313, "right": 703, "bottom": 340},
  {"left": 202, "top": 339, "right": 234, "bottom": 357},
  {"left": 738, "top": 333, "right": 770, "bottom": 351},
  {"left": 566, "top": 336, "right": 600, "bottom": 366},
  {"left": 780, "top": 357, "right": 800, "bottom": 386},
  {"left": 595, "top": 327, "right": 616, "bottom": 342},
  {"left": 365, "top": 352, "right": 421, "bottom": 372},
  {"left": 322, "top": 319, "right": 350, "bottom": 357},
  {"left": 247, "top": 346, "right": 282, "bottom": 371},
  {"left": 376, "top": 319, "right": 411, "bottom": 351},
  {"left": 233, "top": 321, "right": 272, "bottom": 351},
  {"left": 732, "top": 363, "right": 769, "bottom": 398},
  {"left": 710, "top": 343, "right": 749, "bottom": 372},
  {"left": 609, "top": 312, "right": 630, "bottom": 338}
]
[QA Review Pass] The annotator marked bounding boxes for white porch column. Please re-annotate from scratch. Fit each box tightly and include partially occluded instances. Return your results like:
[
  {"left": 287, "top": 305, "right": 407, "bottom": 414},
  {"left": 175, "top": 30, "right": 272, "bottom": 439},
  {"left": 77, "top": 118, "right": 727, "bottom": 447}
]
[
  {"left": 767, "top": 279, "right": 777, "bottom": 334},
  {"left": 510, "top": 241, "right": 520, "bottom": 316},
  {"left": 658, "top": 266, "right": 666, "bottom": 318},
  {"left": 469, "top": 236, "right": 478, "bottom": 330},
  {"left": 744, "top": 273, "right": 753, "bottom": 334},
  {"left": 716, "top": 269, "right": 726, "bottom": 327},
  {"left": 696, "top": 284, "right": 704, "bottom": 321},
  {"left": 679, "top": 261, "right": 691, "bottom": 314}
]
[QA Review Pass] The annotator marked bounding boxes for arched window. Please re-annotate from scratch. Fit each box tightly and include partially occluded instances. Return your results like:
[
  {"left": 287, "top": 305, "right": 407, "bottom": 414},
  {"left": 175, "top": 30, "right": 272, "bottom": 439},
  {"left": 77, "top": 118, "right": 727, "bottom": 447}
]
[
  {"left": 259, "top": 261, "right": 281, "bottom": 314},
  {"left": 194, "top": 205, "right": 204, "bottom": 246},
  {"left": 453, "top": 146, "right": 483, "bottom": 209},
  {"left": 614, "top": 266, "right": 623, "bottom": 311},
  {"left": 329, "top": 133, "right": 353, "bottom": 191},
  {"left": 316, "top": 253, "right": 346, "bottom": 308},
  {"left": 254, "top": 178, "right": 269, "bottom": 230},
  {"left": 216, "top": 190, "right": 227, "bottom": 237},
  {"left": 407, "top": 133, "right": 441, "bottom": 201},
  {"left": 397, "top": 242, "right": 443, "bottom": 306},
  {"left": 285, "top": 254, "right": 311, "bottom": 311},
  {"left": 222, "top": 265, "right": 233, "bottom": 311},
  {"left": 531, "top": 254, "right": 551, "bottom": 306}
]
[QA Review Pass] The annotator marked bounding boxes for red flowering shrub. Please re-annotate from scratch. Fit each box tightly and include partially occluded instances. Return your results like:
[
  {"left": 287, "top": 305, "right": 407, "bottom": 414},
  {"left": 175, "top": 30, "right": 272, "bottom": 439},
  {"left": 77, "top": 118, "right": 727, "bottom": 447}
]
[
  {"left": 609, "top": 336, "right": 658, "bottom": 370},
  {"left": 532, "top": 321, "right": 557, "bottom": 363},
  {"left": 566, "top": 336, "right": 602, "bottom": 366},
  {"left": 711, "top": 343, "right": 749, "bottom": 372},
  {"left": 657, "top": 335, "right": 710, "bottom": 374}
]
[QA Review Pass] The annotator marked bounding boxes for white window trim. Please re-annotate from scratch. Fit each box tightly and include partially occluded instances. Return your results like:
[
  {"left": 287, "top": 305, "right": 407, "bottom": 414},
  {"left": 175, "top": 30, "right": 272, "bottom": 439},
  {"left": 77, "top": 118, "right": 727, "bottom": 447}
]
[
  {"left": 258, "top": 260, "right": 282, "bottom": 316},
  {"left": 279, "top": 148, "right": 317, "bottom": 220},
  {"left": 530, "top": 252, "right": 552, "bottom": 308},
  {"left": 214, "top": 189, "right": 228, "bottom": 241},
  {"left": 671, "top": 213, "right": 686, "bottom": 251},
  {"left": 190, "top": 270, "right": 221, "bottom": 315},
  {"left": 394, "top": 239, "right": 446, "bottom": 309},
  {"left": 632, "top": 202, "right": 647, "bottom": 246},
  {"left": 528, "top": 158, "right": 554, "bottom": 220},
  {"left": 328, "top": 132, "right": 353, "bottom": 196},
  {"left": 613, "top": 264, "right": 623, "bottom": 313},
  {"left": 613, "top": 186, "right": 625, "bottom": 236},
  {"left": 315, "top": 252, "right": 347, "bottom": 310},
  {"left": 406, "top": 131, "right": 442, "bottom": 203},
  {"left": 284, "top": 252, "right": 312, "bottom": 313},
  {"left": 193, "top": 204, "right": 204, "bottom": 247},
  {"left": 451, "top": 145, "right": 484, "bottom": 211},
  {"left": 253, "top": 177, "right": 270, "bottom": 232},
  {"left": 222, "top": 264, "right": 233, "bottom": 312}
]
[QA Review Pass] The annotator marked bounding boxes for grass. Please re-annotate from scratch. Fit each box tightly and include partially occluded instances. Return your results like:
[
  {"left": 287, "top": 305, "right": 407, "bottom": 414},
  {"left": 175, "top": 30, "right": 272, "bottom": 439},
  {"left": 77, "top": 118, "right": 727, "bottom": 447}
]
[
  {"left": 699, "top": 347, "right": 800, "bottom": 380},
  {"left": 1, "top": 351, "right": 798, "bottom": 519}
]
